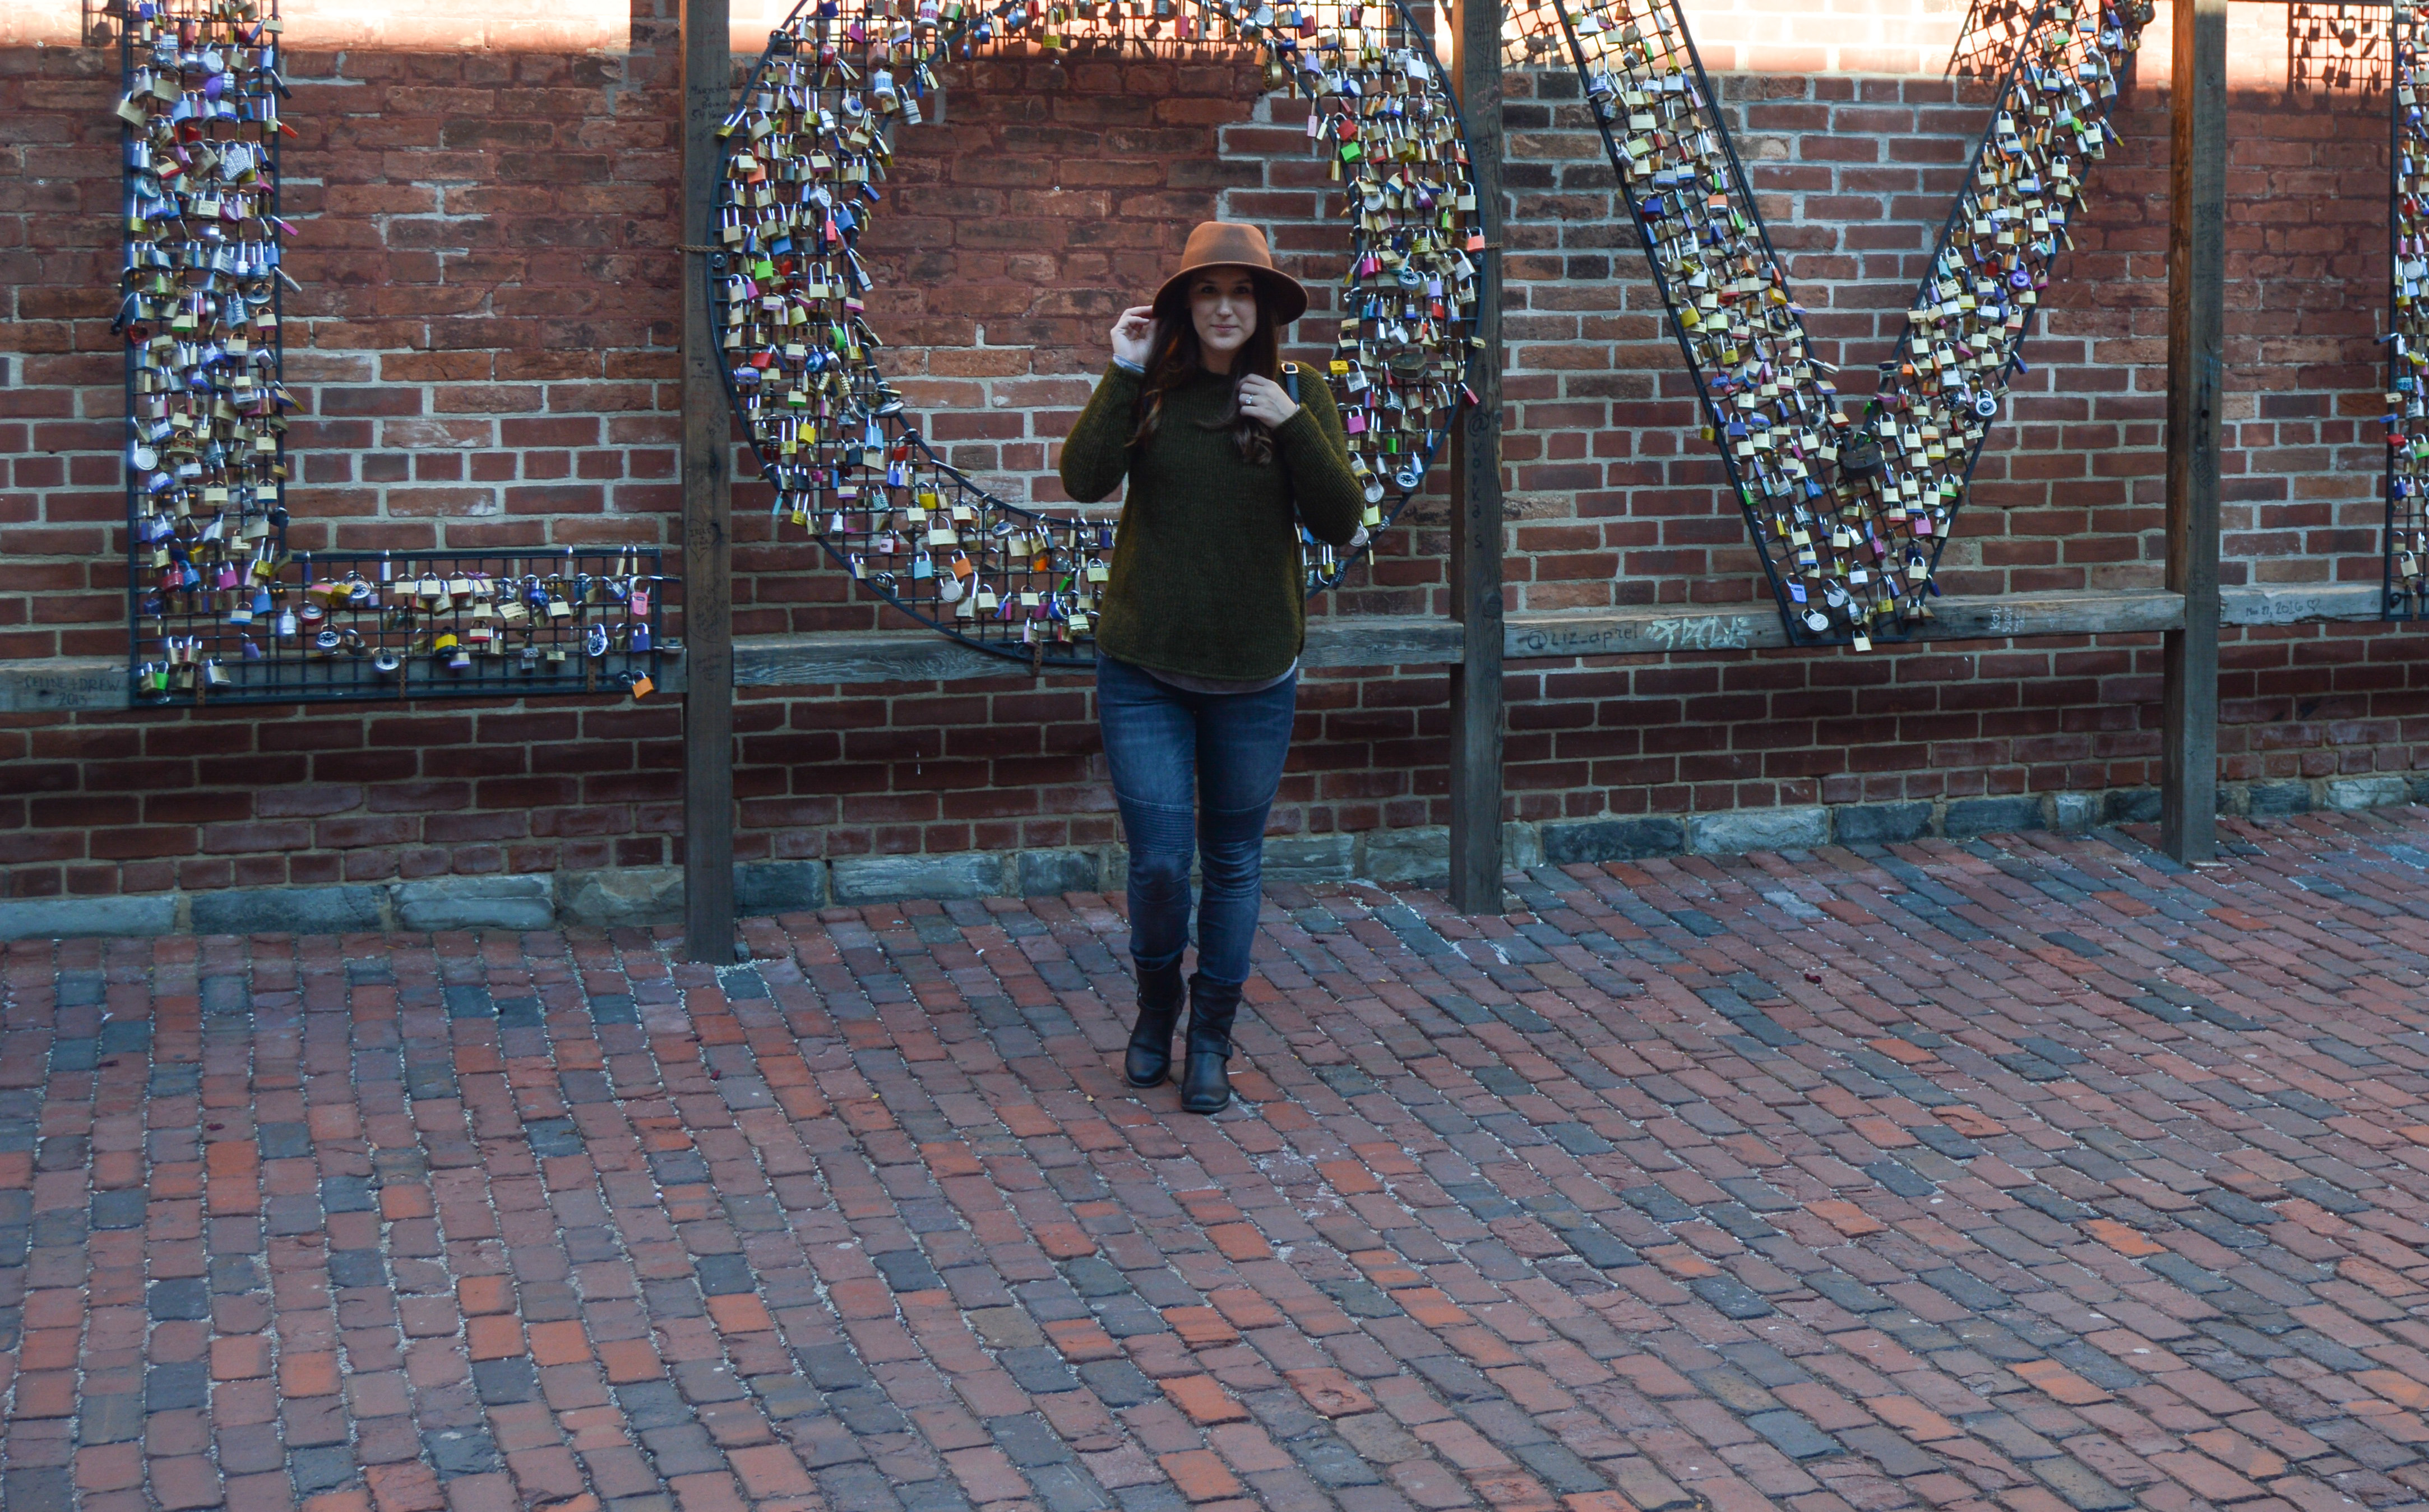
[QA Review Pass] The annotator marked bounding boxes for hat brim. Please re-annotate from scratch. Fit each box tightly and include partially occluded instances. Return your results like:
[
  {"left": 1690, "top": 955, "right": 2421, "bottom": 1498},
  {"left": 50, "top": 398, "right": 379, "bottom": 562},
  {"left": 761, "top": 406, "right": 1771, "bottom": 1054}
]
[{"left": 1151, "top": 261, "right": 1309, "bottom": 327}]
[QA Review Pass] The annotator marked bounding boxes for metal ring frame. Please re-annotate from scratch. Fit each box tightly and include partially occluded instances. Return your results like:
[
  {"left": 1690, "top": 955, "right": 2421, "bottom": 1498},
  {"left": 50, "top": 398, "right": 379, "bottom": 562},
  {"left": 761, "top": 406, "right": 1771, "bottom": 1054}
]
[{"left": 711, "top": 0, "right": 1491, "bottom": 668}]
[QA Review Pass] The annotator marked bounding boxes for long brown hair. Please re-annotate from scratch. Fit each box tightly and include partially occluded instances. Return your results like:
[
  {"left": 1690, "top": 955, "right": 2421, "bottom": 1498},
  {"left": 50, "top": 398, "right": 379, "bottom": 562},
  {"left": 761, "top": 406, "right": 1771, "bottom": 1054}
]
[{"left": 1128, "top": 276, "right": 1284, "bottom": 466}]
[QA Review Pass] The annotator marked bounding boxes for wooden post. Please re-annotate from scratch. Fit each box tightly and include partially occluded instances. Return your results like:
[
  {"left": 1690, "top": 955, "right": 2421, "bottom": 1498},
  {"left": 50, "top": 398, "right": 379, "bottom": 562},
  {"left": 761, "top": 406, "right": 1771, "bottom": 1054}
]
[
  {"left": 2162, "top": 0, "right": 2224, "bottom": 862},
  {"left": 682, "top": 0, "right": 737, "bottom": 960},
  {"left": 1447, "top": 0, "right": 1506, "bottom": 913}
]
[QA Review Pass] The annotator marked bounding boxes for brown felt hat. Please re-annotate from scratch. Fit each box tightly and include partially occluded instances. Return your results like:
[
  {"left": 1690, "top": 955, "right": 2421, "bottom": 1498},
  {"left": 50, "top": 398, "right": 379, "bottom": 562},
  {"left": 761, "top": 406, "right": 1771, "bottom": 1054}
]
[{"left": 1151, "top": 221, "right": 1309, "bottom": 326}]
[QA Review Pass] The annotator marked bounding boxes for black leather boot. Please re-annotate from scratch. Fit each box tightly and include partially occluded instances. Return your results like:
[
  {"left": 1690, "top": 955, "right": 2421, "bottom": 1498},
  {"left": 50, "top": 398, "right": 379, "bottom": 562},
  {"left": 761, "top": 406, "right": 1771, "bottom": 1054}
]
[
  {"left": 1124, "top": 958, "right": 1187, "bottom": 1088},
  {"left": 1180, "top": 974, "right": 1242, "bottom": 1114}
]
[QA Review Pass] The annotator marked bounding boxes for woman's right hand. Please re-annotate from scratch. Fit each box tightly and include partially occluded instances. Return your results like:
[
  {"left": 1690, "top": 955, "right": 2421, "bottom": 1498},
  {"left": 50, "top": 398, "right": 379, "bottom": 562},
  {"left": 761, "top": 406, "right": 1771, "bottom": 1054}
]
[{"left": 1111, "top": 306, "right": 1156, "bottom": 368}]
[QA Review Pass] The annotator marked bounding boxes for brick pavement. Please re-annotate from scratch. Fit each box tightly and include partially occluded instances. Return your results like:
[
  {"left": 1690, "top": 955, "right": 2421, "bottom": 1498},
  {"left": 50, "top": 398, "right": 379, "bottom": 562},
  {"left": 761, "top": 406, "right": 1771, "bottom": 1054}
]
[{"left": 7, "top": 812, "right": 2429, "bottom": 1512}]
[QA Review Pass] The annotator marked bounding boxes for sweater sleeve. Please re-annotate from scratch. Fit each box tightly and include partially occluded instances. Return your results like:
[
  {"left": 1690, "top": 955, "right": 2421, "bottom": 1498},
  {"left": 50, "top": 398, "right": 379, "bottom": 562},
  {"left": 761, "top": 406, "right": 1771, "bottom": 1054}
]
[
  {"left": 1056, "top": 362, "right": 1141, "bottom": 505},
  {"left": 1271, "top": 374, "right": 1364, "bottom": 548}
]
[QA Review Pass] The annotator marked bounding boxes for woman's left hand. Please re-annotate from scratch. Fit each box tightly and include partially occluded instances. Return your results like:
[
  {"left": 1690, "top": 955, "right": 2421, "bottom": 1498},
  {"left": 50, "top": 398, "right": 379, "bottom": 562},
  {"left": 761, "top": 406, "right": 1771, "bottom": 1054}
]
[{"left": 1237, "top": 373, "right": 1300, "bottom": 428}]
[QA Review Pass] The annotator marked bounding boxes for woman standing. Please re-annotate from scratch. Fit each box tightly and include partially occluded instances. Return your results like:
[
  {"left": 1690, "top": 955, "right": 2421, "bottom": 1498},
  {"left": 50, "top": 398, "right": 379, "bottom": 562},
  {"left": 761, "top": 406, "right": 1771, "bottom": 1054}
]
[{"left": 1057, "top": 222, "right": 1364, "bottom": 1115}]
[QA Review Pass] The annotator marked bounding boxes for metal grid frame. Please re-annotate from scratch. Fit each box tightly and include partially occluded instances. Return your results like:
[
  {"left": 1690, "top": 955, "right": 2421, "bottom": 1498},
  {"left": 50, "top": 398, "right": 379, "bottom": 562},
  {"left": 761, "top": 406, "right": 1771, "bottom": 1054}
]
[
  {"left": 2291, "top": 0, "right": 2390, "bottom": 96},
  {"left": 128, "top": 548, "right": 669, "bottom": 706},
  {"left": 1947, "top": 0, "right": 2042, "bottom": 80},
  {"left": 1542, "top": 0, "right": 2148, "bottom": 648},
  {"left": 2393, "top": 0, "right": 2426, "bottom": 615},
  {"left": 119, "top": 0, "right": 299, "bottom": 698}
]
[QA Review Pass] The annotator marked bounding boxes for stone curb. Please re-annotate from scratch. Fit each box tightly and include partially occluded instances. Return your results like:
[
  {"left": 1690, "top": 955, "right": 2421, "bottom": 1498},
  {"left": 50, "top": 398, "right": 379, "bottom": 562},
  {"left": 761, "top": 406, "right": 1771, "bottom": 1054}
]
[{"left": 8, "top": 776, "right": 2424, "bottom": 938}]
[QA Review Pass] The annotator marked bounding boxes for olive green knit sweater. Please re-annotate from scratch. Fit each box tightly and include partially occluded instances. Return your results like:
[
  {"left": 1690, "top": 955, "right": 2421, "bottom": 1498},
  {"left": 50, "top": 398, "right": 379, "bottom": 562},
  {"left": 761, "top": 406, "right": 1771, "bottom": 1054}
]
[{"left": 1058, "top": 362, "right": 1365, "bottom": 682}]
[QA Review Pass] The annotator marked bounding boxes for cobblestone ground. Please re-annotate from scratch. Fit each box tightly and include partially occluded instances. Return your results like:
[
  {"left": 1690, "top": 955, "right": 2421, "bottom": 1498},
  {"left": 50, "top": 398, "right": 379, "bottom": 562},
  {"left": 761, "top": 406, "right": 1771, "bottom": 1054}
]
[{"left": 8, "top": 814, "right": 2429, "bottom": 1512}]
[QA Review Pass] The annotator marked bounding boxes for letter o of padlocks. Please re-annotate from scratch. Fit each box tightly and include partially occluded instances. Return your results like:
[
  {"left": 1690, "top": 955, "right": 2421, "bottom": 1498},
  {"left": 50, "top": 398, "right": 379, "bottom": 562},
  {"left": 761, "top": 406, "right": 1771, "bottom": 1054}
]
[{"left": 711, "top": 0, "right": 1488, "bottom": 665}]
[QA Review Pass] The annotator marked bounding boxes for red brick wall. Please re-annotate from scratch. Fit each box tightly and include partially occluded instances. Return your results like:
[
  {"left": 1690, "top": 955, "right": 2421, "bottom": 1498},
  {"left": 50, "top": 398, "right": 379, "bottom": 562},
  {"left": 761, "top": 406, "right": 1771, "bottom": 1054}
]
[{"left": 0, "top": 0, "right": 2419, "bottom": 904}]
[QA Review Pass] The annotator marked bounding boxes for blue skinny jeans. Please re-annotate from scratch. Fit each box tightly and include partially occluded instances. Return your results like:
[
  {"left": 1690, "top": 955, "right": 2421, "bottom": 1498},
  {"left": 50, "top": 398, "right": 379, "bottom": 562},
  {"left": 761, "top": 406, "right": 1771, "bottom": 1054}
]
[{"left": 1095, "top": 652, "right": 1298, "bottom": 987}]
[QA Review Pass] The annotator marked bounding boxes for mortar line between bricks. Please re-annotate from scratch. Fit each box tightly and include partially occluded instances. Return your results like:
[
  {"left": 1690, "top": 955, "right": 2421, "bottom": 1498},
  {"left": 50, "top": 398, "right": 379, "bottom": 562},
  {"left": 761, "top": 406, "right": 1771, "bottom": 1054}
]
[
  {"left": 1263, "top": 865, "right": 2380, "bottom": 1512},
  {"left": 1228, "top": 977, "right": 1839, "bottom": 1509},
  {"left": 438, "top": 952, "right": 683, "bottom": 1512},
  {"left": 795, "top": 915, "right": 1545, "bottom": 1511},
  {"left": 519, "top": 968, "right": 779, "bottom": 1512},
  {"left": 1690, "top": 856, "right": 2429, "bottom": 1512},
  {"left": 164, "top": 953, "right": 233, "bottom": 1512},
  {"left": 1122, "top": 903, "right": 1939, "bottom": 1508},
  {"left": 78, "top": 992, "right": 151, "bottom": 1509},
  {"left": 637, "top": 944, "right": 986, "bottom": 1510},
  {"left": 638, "top": 981, "right": 963, "bottom": 1511},
  {"left": 347, "top": 943, "right": 551, "bottom": 1507},
  {"left": 288, "top": 945, "right": 363, "bottom": 1510},
  {"left": 246, "top": 969, "right": 317, "bottom": 1511},
  {"left": 488, "top": 958, "right": 702, "bottom": 1512},
  {"left": 125, "top": 948, "right": 200, "bottom": 1512},
  {"left": 22, "top": 816, "right": 2429, "bottom": 1512},
  {"left": 95, "top": 948, "right": 182, "bottom": 1512},
  {"left": 735, "top": 972, "right": 1204, "bottom": 1512},
  {"left": 727, "top": 987, "right": 1108, "bottom": 1512},
  {"left": 383, "top": 942, "right": 594, "bottom": 1512},
  {"left": 846, "top": 924, "right": 1625, "bottom": 1512},
  {"left": 529, "top": 935, "right": 712, "bottom": 1512},
  {"left": 50, "top": 970, "right": 107, "bottom": 1512}
]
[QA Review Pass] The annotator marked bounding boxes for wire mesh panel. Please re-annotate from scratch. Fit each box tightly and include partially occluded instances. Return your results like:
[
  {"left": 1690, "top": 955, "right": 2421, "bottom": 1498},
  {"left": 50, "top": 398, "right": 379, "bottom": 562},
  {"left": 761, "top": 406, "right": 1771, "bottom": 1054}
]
[
  {"left": 1947, "top": 0, "right": 2041, "bottom": 80},
  {"left": 118, "top": 0, "right": 299, "bottom": 679},
  {"left": 1543, "top": 0, "right": 2148, "bottom": 647},
  {"left": 128, "top": 549, "right": 669, "bottom": 706},
  {"left": 1503, "top": 0, "right": 1574, "bottom": 68},
  {"left": 2394, "top": 1, "right": 2428, "bottom": 614},
  {"left": 711, "top": 0, "right": 1488, "bottom": 669},
  {"left": 2292, "top": 0, "right": 2390, "bottom": 97}
]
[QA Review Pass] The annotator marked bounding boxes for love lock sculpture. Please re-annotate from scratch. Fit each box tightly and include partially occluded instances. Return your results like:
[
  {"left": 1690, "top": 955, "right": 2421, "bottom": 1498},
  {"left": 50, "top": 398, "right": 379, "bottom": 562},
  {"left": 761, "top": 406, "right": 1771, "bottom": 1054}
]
[
  {"left": 117, "top": 0, "right": 299, "bottom": 697},
  {"left": 2391, "top": 4, "right": 2429, "bottom": 616},
  {"left": 711, "top": 0, "right": 1488, "bottom": 667},
  {"left": 1540, "top": 0, "right": 2149, "bottom": 648},
  {"left": 115, "top": 1, "right": 672, "bottom": 705}
]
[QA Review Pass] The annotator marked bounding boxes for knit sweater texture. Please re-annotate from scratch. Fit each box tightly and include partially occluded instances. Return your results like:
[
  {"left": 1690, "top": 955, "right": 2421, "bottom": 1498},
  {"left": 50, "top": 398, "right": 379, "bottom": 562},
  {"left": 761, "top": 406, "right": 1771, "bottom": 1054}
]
[{"left": 1058, "top": 361, "right": 1364, "bottom": 682}]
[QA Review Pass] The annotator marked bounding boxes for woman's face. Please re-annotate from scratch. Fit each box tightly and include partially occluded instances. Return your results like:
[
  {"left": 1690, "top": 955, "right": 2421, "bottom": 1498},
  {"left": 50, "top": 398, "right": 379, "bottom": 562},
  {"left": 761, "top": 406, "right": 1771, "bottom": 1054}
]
[{"left": 1188, "top": 266, "right": 1259, "bottom": 368}]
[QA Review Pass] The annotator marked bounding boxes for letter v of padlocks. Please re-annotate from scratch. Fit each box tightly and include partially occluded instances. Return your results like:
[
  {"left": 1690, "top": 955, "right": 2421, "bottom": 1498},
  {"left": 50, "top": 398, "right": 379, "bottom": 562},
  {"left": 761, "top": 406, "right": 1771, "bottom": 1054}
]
[{"left": 1547, "top": 0, "right": 2148, "bottom": 650}]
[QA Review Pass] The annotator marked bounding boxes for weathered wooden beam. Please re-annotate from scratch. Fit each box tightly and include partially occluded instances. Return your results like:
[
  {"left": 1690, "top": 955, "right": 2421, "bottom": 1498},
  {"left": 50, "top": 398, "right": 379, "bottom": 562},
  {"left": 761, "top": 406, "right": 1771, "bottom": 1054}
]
[
  {"left": 728, "top": 618, "right": 1465, "bottom": 687},
  {"left": 727, "top": 591, "right": 2193, "bottom": 686},
  {"left": 1503, "top": 589, "right": 2190, "bottom": 659},
  {"left": 2219, "top": 582, "right": 2382, "bottom": 625},
  {"left": 1446, "top": 0, "right": 1507, "bottom": 914},
  {"left": 2162, "top": 0, "right": 2227, "bottom": 863},
  {"left": 0, "top": 662, "right": 128, "bottom": 714},
  {"left": 680, "top": 0, "right": 736, "bottom": 961},
  {"left": 10, "top": 585, "right": 2401, "bottom": 714}
]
